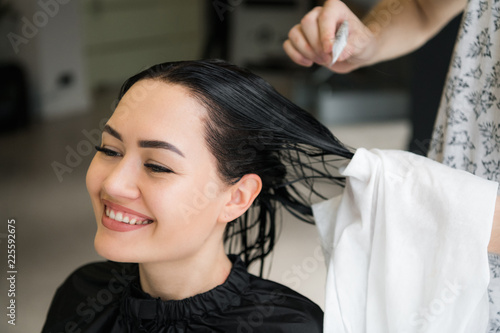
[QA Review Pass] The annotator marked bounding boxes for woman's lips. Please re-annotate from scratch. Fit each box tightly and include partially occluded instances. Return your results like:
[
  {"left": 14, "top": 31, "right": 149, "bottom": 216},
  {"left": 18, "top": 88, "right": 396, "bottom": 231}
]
[
  {"left": 101, "top": 199, "right": 153, "bottom": 232},
  {"left": 102, "top": 199, "right": 153, "bottom": 220}
]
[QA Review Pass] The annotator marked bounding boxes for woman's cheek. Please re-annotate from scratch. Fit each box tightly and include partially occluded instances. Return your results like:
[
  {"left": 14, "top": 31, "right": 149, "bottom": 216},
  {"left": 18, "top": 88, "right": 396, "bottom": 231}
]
[
  {"left": 86, "top": 157, "right": 100, "bottom": 196},
  {"left": 86, "top": 157, "right": 109, "bottom": 205}
]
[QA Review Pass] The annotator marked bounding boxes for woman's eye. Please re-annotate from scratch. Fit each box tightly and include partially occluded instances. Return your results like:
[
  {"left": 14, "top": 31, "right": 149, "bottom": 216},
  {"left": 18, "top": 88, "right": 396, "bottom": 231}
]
[
  {"left": 144, "top": 163, "right": 173, "bottom": 173},
  {"left": 95, "top": 146, "right": 121, "bottom": 157}
]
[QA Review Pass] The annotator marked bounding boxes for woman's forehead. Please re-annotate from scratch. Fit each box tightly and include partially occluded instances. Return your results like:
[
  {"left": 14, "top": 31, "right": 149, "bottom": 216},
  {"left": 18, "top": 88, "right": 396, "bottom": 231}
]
[{"left": 108, "top": 81, "right": 209, "bottom": 150}]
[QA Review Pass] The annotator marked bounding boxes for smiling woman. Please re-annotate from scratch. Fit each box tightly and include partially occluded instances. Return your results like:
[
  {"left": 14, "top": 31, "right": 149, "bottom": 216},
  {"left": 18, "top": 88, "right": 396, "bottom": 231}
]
[{"left": 41, "top": 59, "right": 353, "bottom": 333}]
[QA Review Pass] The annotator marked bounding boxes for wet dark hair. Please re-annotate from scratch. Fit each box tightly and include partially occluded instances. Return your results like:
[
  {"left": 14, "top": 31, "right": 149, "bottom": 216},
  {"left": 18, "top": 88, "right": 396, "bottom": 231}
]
[{"left": 118, "top": 59, "right": 353, "bottom": 274}]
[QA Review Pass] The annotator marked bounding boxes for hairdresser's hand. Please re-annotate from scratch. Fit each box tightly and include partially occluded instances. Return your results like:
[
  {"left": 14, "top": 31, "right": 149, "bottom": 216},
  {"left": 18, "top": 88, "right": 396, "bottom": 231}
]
[{"left": 283, "top": 0, "right": 376, "bottom": 74}]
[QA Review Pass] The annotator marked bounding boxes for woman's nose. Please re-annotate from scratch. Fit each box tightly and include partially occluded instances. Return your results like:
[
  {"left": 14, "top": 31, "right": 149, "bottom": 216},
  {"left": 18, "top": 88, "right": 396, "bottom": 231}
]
[{"left": 102, "top": 157, "right": 141, "bottom": 200}]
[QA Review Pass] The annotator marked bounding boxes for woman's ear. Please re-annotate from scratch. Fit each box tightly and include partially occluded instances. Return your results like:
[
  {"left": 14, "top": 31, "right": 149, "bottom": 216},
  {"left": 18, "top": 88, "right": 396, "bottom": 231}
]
[{"left": 218, "top": 174, "right": 262, "bottom": 223}]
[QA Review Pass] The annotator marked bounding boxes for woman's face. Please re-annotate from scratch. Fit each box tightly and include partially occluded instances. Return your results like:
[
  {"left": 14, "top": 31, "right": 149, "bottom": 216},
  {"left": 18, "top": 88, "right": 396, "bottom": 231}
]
[{"left": 86, "top": 80, "right": 231, "bottom": 264}]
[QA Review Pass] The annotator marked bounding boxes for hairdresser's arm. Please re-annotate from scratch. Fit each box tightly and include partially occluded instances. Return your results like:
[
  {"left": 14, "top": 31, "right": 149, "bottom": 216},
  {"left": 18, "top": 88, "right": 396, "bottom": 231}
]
[
  {"left": 284, "top": 0, "right": 466, "bottom": 73},
  {"left": 489, "top": 196, "right": 500, "bottom": 253}
]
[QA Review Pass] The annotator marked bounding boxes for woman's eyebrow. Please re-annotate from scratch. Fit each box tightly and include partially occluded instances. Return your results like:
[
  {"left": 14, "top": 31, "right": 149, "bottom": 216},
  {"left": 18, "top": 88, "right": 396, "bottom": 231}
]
[
  {"left": 103, "top": 125, "right": 122, "bottom": 141},
  {"left": 138, "top": 140, "right": 185, "bottom": 158},
  {"left": 103, "top": 124, "right": 185, "bottom": 158}
]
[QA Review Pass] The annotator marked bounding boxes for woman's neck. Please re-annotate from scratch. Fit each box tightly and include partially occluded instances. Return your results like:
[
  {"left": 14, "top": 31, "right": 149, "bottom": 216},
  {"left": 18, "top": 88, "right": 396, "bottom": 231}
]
[{"left": 138, "top": 246, "right": 232, "bottom": 301}]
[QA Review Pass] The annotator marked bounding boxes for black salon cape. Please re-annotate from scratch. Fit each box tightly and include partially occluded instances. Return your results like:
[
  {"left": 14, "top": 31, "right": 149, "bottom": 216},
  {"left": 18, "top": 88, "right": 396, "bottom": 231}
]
[{"left": 42, "top": 255, "right": 323, "bottom": 333}]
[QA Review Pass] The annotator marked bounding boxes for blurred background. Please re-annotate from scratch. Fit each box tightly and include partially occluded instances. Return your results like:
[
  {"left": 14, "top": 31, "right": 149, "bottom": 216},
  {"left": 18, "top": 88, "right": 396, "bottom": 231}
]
[{"left": 0, "top": 0, "right": 461, "bottom": 331}]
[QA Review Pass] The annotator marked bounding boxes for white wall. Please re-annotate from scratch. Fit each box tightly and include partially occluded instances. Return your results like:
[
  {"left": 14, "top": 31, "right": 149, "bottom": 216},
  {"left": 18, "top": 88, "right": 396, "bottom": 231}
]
[{"left": 81, "top": 0, "right": 204, "bottom": 89}]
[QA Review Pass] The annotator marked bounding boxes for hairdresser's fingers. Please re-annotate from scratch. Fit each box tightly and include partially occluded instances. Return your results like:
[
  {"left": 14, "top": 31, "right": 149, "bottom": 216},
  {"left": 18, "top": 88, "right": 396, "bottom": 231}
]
[
  {"left": 299, "top": 7, "right": 327, "bottom": 60},
  {"left": 283, "top": 38, "right": 314, "bottom": 67},
  {"left": 285, "top": 24, "right": 324, "bottom": 66},
  {"left": 318, "top": 0, "right": 348, "bottom": 54},
  {"left": 327, "top": 18, "right": 377, "bottom": 73},
  {"left": 284, "top": 0, "right": 376, "bottom": 71}
]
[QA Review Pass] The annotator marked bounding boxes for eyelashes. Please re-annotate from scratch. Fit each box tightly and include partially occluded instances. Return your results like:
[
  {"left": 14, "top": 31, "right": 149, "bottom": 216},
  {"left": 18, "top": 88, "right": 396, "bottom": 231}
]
[
  {"left": 143, "top": 163, "right": 173, "bottom": 173},
  {"left": 94, "top": 146, "right": 174, "bottom": 174},
  {"left": 95, "top": 145, "right": 121, "bottom": 157}
]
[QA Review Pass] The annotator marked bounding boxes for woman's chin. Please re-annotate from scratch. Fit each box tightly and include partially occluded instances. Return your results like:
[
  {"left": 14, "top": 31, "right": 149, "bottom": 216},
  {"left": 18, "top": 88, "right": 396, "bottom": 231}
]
[{"left": 94, "top": 233, "right": 136, "bottom": 263}]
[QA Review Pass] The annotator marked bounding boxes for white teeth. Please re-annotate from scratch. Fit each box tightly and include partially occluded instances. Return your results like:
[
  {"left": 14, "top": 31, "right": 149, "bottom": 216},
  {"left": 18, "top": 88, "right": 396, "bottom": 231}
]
[
  {"left": 115, "top": 212, "right": 123, "bottom": 222},
  {"left": 105, "top": 207, "right": 152, "bottom": 225}
]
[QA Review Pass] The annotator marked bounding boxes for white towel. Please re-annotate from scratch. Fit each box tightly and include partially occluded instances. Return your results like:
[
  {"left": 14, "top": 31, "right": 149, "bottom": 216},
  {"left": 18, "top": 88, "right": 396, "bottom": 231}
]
[{"left": 312, "top": 148, "right": 498, "bottom": 332}]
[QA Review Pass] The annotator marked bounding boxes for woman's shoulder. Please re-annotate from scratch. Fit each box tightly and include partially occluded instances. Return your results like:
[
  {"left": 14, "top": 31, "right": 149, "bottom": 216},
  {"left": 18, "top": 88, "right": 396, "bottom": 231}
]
[
  {"left": 68, "top": 260, "right": 136, "bottom": 284},
  {"left": 238, "top": 272, "right": 324, "bottom": 332},
  {"left": 54, "top": 260, "right": 138, "bottom": 298},
  {"left": 42, "top": 261, "right": 137, "bottom": 332}
]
